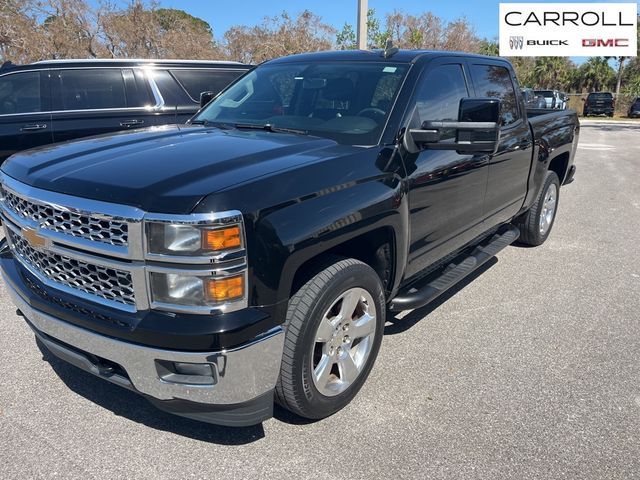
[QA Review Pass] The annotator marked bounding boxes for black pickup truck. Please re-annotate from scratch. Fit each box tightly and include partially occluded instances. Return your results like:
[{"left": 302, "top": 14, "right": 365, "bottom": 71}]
[{"left": 0, "top": 49, "right": 578, "bottom": 427}]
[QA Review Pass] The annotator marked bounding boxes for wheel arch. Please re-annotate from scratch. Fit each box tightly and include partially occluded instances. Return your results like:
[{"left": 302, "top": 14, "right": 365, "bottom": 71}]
[{"left": 287, "top": 226, "right": 398, "bottom": 302}]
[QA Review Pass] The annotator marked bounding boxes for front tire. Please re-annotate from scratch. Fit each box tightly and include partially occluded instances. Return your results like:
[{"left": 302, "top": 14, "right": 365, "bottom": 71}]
[
  {"left": 514, "top": 171, "right": 560, "bottom": 246},
  {"left": 275, "top": 258, "right": 385, "bottom": 420}
]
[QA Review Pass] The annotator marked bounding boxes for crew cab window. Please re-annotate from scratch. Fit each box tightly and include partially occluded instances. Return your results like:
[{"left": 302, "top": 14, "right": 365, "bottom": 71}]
[
  {"left": 0, "top": 72, "right": 41, "bottom": 115},
  {"left": 55, "top": 69, "right": 127, "bottom": 110},
  {"left": 170, "top": 69, "right": 244, "bottom": 103},
  {"left": 471, "top": 65, "right": 519, "bottom": 126},
  {"left": 148, "top": 69, "right": 192, "bottom": 107},
  {"left": 193, "top": 62, "right": 409, "bottom": 146},
  {"left": 409, "top": 64, "right": 469, "bottom": 140}
]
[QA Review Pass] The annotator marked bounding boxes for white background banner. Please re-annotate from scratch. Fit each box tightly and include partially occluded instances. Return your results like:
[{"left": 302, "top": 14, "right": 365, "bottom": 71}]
[{"left": 499, "top": 3, "right": 638, "bottom": 56}]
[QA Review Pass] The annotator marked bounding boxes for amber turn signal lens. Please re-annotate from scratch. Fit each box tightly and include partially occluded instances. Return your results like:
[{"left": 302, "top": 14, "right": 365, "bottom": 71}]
[
  {"left": 202, "top": 226, "right": 241, "bottom": 251},
  {"left": 205, "top": 275, "right": 244, "bottom": 302}
]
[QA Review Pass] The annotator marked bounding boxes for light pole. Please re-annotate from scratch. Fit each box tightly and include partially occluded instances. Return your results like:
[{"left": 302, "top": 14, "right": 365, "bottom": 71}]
[{"left": 357, "top": 0, "right": 368, "bottom": 50}]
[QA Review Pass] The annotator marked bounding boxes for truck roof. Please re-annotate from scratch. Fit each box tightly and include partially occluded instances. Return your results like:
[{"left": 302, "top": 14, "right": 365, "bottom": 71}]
[{"left": 265, "top": 49, "right": 508, "bottom": 65}]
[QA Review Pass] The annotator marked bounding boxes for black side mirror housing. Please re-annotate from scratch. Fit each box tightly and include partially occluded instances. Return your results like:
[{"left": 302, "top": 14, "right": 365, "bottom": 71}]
[
  {"left": 403, "top": 98, "right": 501, "bottom": 154},
  {"left": 200, "top": 91, "right": 216, "bottom": 108}
]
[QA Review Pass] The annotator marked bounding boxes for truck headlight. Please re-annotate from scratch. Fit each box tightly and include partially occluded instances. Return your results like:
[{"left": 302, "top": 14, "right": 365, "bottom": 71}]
[
  {"left": 149, "top": 272, "right": 245, "bottom": 307},
  {"left": 146, "top": 223, "right": 242, "bottom": 256}
]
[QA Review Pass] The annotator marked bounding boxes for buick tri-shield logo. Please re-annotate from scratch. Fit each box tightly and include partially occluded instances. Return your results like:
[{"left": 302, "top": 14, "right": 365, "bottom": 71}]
[{"left": 509, "top": 36, "right": 524, "bottom": 50}]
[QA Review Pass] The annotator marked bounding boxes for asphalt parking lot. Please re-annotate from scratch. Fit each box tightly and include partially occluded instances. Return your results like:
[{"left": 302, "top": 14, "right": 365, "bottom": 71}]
[{"left": 1, "top": 119, "right": 639, "bottom": 479}]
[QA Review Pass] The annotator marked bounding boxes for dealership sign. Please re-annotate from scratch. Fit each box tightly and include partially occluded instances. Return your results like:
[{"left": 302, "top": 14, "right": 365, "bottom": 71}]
[{"left": 499, "top": 3, "right": 637, "bottom": 56}]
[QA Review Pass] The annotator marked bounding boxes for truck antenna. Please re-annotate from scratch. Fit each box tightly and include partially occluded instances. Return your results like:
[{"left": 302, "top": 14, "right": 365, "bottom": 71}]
[{"left": 381, "top": 40, "right": 398, "bottom": 59}]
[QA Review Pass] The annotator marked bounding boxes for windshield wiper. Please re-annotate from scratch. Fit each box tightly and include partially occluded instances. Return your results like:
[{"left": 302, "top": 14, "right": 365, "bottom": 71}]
[
  {"left": 234, "top": 123, "right": 309, "bottom": 136},
  {"left": 189, "top": 119, "right": 233, "bottom": 129}
]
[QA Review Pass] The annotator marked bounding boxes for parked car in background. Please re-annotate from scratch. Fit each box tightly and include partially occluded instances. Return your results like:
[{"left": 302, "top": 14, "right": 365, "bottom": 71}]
[
  {"left": 0, "top": 59, "right": 251, "bottom": 162},
  {"left": 557, "top": 92, "right": 567, "bottom": 110},
  {"left": 522, "top": 88, "right": 546, "bottom": 109},
  {"left": 534, "top": 89, "right": 566, "bottom": 109},
  {"left": 583, "top": 92, "right": 615, "bottom": 117},
  {"left": 628, "top": 97, "right": 640, "bottom": 118}
]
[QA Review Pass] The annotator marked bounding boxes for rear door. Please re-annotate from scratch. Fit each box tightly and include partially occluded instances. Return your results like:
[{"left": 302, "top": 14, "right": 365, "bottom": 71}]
[
  {"left": 51, "top": 67, "right": 153, "bottom": 144},
  {"left": 468, "top": 61, "right": 533, "bottom": 225},
  {"left": 0, "top": 70, "right": 52, "bottom": 162}
]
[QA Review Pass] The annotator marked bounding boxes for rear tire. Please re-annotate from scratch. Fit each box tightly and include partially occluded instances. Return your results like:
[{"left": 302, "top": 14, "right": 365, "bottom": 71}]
[
  {"left": 275, "top": 258, "right": 385, "bottom": 420},
  {"left": 514, "top": 171, "right": 560, "bottom": 246}
]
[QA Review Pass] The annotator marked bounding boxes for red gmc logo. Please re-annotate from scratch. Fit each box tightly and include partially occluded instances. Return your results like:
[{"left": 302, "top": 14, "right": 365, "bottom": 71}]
[{"left": 582, "top": 38, "right": 629, "bottom": 47}]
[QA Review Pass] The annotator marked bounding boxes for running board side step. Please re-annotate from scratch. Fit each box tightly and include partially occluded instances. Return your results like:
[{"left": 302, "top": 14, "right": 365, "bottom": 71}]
[{"left": 389, "top": 225, "right": 520, "bottom": 312}]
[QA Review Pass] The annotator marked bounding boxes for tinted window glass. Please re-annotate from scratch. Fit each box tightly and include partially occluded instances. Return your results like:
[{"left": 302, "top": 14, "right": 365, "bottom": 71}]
[
  {"left": 55, "top": 69, "right": 127, "bottom": 110},
  {"left": 194, "top": 62, "right": 409, "bottom": 146},
  {"left": 0, "top": 72, "right": 41, "bottom": 114},
  {"left": 471, "top": 65, "right": 519, "bottom": 126},
  {"left": 124, "top": 68, "right": 153, "bottom": 107},
  {"left": 170, "top": 69, "right": 244, "bottom": 103},
  {"left": 149, "top": 69, "right": 191, "bottom": 107},
  {"left": 410, "top": 64, "right": 468, "bottom": 140}
]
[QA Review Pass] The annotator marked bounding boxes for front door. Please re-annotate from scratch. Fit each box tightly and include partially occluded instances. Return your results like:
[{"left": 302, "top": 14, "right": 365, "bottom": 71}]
[{"left": 401, "top": 60, "right": 490, "bottom": 279}]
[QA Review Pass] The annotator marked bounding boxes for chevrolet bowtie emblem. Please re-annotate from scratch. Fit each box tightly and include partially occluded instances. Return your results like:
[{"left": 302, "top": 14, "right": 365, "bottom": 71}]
[{"left": 22, "top": 227, "right": 48, "bottom": 250}]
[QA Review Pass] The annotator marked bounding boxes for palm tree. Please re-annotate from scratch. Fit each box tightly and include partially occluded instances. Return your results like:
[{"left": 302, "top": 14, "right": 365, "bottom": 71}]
[{"left": 579, "top": 57, "right": 615, "bottom": 92}]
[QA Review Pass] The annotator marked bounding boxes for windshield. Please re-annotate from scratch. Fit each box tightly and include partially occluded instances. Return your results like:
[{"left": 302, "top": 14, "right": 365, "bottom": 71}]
[{"left": 193, "top": 62, "right": 409, "bottom": 146}]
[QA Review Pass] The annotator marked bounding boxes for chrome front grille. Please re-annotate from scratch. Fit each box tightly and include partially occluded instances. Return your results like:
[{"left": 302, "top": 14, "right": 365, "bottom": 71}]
[
  {"left": 0, "top": 174, "right": 247, "bottom": 315},
  {"left": 8, "top": 229, "right": 136, "bottom": 306},
  {"left": 1, "top": 186, "right": 129, "bottom": 247}
]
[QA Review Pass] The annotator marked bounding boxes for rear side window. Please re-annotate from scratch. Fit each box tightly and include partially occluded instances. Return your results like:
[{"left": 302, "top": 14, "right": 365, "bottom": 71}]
[
  {"left": 471, "top": 64, "right": 519, "bottom": 126},
  {"left": 55, "top": 69, "right": 127, "bottom": 110},
  {"left": 148, "top": 69, "right": 192, "bottom": 107},
  {"left": 170, "top": 69, "right": 244, "bottom": 103},
  {"left": 410, "top": 64, "right": 469, "bottom": 140},
  {"left": 0, "top": 72, "right": 42, "bottom": 114}
]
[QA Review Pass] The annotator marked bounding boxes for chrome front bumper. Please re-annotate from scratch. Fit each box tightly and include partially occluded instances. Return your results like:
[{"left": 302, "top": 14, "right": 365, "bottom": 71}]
[{"left": 5, "top": 279, "right": 284, "bottom": 407}]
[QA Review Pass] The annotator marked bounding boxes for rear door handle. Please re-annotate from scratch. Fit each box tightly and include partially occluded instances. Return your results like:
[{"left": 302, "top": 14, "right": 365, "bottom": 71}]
[
  {"left": 21, "top": 123, "right": 47, "bottom": 132},
  {"left": 120, "top": 119, "right": 144, "bottom": 127}
]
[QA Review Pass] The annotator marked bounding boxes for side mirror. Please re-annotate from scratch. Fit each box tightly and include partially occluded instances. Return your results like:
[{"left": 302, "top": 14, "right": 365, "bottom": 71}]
[
  {"left": 403, "top": 98, "right": 500, "bottom": 154},
  {"left": 200, "top": 91, "right": 216, "bottom": 108}
]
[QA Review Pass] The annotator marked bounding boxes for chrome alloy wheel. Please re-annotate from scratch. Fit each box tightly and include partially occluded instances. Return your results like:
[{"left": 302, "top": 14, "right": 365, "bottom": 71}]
[
  {"left": 310, "top": 287, "right": 377, "bottom": 397},
  {"left": 539, "top": 183, "right": 557, "bottom": 235}
]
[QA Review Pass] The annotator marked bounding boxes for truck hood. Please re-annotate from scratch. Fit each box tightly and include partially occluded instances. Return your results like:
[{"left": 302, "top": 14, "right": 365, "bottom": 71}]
[{"left": 1, "top": 125, "right": 350, "bottom": 214}]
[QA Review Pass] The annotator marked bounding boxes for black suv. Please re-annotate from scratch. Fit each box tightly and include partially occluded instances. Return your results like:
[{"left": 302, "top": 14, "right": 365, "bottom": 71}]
[
  {"left": 0, "top": 59, "right": 250, "bottom": 162},
  {"left": 583, "top": 92, "right": 615, "bottom": 117},
  {"left": 628, "top": 97, "right": 640, "bottom": 118}
]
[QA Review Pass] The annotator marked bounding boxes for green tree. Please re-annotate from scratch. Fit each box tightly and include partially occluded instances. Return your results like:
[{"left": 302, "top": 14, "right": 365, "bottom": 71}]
[
  {"left": 155, "top": 8, "right": 213, "bottom": 37},
  {"left": 579, "top": 57, "right": 616, "bottom": 92},
  {"left": 477, "top": 40, "right": 498, "bottom": 56},
  {"left": 531, "top": 57, "right": 576, "bottom": 90},
  {"left": 335, "top": 8, "right": 388, "bottom": 50}
]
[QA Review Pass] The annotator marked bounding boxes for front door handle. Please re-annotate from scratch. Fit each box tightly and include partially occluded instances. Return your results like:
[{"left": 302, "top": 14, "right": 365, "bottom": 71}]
[
  {"left": 21, "top": 123, "right": 47, "bottom": 132},
  {"left": 514, "top": 141, "right": 532, "bottom": 150},
  {"left": 120, "top": 119, "right": 145, "bottom": 127}
]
